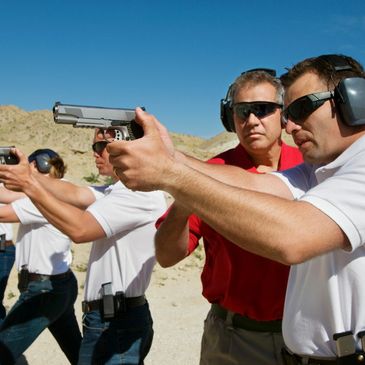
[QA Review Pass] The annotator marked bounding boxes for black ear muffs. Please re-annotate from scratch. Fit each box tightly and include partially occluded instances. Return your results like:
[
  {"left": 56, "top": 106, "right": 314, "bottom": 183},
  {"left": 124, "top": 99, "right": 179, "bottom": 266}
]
[
  {"left": 220, "top": 84, "right": 236, "bottom": 132},
  {"left": 319, "top": 54, "right": 365, "bottom": 126},
  {"left": 334, "top": 77, "right": 365, "bottom": 126}
]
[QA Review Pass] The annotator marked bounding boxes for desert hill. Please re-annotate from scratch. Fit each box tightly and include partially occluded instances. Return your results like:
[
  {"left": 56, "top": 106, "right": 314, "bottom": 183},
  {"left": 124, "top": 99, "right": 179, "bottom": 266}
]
[{"left": 0, "top": 105, "right": 240, "bottom": 184}]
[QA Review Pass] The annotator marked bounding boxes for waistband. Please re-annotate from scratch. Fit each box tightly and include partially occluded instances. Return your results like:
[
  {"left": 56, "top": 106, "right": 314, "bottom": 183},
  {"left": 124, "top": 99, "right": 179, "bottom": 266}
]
[
  {"left": 82, "top": 295, "right": 146, "bottom": 313},
  {"left": 281, "top": 347, "right": 338, "bottom": 365},
  {"left": 211, "top": 303, "right": 282, "bottom": 333},
  {"left": 19, "top": 269, "right": 72, "bottom": 282},
  {"left": 0, "top": 240, "right": 14, "bottom": 248}
]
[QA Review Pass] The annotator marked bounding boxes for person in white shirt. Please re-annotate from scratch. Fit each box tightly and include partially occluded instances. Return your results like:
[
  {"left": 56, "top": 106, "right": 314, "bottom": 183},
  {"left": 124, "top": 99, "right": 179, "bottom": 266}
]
[
  {"left": 0, "top": 130, "right": 166, "bottom": 365},
  {"left": 88, "top": 54, "right": 365, "bottom": 364},
  {"left": 0, "top": 149, "right": 81, "bottom": 365}
]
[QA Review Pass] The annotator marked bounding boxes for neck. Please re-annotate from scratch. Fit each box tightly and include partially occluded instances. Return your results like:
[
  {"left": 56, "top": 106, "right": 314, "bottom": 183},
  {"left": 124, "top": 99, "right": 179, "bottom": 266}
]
[{"left": 249, "top": 140, "right": 283, "bottom": 173}]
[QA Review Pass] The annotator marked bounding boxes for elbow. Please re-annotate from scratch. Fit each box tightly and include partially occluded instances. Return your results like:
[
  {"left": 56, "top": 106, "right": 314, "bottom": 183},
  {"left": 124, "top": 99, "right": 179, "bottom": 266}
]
[
  {"left": 277, "top": 250, "right": 302, "bottom": 266},
  {"left": 155, "top": 253, "right": 178, "bottom": 268},
  {"left": 274, "top": 238, "right": 309, "bottom": 266},
  {"left": 68, "top": 229, "right": 88, "bottom": 244}
]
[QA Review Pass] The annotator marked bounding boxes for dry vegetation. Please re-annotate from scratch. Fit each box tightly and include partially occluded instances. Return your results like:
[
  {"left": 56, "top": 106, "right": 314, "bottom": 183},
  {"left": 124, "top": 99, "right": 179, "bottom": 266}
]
[{"left": 0, "top": 105, "right": 244, "bottom": 184}]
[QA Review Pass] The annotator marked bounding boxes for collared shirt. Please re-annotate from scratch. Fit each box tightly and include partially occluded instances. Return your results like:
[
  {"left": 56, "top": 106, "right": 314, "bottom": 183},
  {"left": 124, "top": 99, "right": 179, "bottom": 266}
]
[
  {"left": 85, "top": 181, "right": 166, "bottom": 301},
  {"left": 274, "top": 134, "right": 365, "bottom": 356},
  {"left": 157, "top": 142, "right": 303, "bottom": 321}
]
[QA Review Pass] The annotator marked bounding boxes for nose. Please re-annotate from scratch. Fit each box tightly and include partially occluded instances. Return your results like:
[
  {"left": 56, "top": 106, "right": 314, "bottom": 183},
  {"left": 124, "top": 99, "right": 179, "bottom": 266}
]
[
  {"left": 245, "top": 113, "right": 260, "bottom": 126},
  {"left": 285, "top": 119, "right": 301, "bottom": 135}
]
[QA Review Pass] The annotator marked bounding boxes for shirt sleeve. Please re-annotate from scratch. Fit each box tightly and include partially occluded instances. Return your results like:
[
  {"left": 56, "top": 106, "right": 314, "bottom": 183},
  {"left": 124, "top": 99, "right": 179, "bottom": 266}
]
[
  {"left": 11, "top": 197, "right": 47, "bottom": 225},
  {"left": 87, "top": 184, "right": 163, "bottom": 238},
  {"left": 271, "top": 163, "right": 315, "bottom": 199},
  {"left": 299, "top": 156, "right": 365, "bottom": 251}
]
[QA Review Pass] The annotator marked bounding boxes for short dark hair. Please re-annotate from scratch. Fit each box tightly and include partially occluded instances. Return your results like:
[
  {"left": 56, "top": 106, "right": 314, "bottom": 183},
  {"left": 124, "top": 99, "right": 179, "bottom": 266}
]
[
  {"left": 281, "top": 54, "right": 365, "bottom": 90},
  {"left": 231, "top": 70, "right": 284, "bottom": 105}
]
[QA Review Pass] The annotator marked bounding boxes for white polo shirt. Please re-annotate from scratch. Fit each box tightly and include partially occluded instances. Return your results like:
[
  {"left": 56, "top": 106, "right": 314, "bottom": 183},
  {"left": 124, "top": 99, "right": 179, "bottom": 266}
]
[
  {"left": 11, "top": 197, "right": 72, "bottom": 275},
  {"left": 273, "top": 134, "right": 365, "bottom": 357},
  {"left": 0, "top": 223, "right": 13, "bottom": 241},
  {"left": 84, "top": 181, "right": 166, "bottom": 301},
  {"left": 0, "top": 203, "right": 13, "bottom": 241}
]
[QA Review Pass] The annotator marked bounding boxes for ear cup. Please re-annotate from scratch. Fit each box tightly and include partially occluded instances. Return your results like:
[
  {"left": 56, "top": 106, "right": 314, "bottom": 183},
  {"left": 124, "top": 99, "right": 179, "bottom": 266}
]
[
  {"left": 334, "top": 77, "right": 365, "bottom": 126},
  {"left": 318, "top": 54, "right": 365, "bottom": 126},
  {"left": 220, "top": 98, "right": 235, "bottom": 132}
]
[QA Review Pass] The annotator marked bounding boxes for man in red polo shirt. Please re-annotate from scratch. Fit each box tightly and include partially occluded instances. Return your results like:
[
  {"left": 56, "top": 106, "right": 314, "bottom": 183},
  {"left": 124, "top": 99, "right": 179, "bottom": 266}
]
[{"left": 155, "top": 69, "right": 303, "bottom": 364}]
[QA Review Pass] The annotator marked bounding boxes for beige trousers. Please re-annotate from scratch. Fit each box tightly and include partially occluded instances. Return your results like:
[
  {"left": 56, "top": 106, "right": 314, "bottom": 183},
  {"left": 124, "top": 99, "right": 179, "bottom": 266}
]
[{"left": 200, "top": 308, "right": 285, "bottom": 365}]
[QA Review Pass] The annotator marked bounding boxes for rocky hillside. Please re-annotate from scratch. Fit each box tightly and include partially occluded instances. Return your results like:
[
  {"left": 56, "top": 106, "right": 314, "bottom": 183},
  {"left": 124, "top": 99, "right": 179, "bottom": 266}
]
[{"left": 0, "top": 105, "right": 240, "bottom": 184}]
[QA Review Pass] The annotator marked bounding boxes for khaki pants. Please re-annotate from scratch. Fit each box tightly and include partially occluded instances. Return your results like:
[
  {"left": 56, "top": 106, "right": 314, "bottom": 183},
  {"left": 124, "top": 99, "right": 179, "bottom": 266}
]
[{"left": 200, "top": 308, "right": 285, "bottom": 365}]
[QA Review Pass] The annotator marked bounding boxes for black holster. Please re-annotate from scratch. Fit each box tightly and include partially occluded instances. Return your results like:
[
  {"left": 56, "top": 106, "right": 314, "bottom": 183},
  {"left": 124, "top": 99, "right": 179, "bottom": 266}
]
[
  {"left": 18, "top": 268, "right": 29, "bottom": 292},
  {"left": 0, "top": 234, "right": 5, "bottom": 252}
]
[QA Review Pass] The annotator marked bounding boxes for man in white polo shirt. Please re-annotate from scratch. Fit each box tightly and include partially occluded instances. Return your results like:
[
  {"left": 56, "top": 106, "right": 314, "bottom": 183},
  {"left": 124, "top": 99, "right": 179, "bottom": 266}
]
[
  {"left": 0, "top": 129, "right": 166, "bottom": 365},
  {"left": 102, "top": 54, "right": 365, "bottom": 364}
]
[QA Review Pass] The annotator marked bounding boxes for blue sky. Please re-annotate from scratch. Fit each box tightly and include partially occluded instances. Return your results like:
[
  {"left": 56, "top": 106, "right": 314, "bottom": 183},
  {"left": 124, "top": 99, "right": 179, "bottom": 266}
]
[{"left": 1, "top": 0, "right": 365, "bottom": 138}]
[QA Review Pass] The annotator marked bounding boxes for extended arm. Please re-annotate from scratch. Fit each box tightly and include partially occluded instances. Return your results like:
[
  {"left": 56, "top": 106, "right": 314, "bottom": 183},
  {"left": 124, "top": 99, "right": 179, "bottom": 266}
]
[
  {"left": 0, "top": 204, "right": 20, "bottom": 223},
  {"left": 0, "top": 150, "right": 105, "bottom": 243},
  {"left": 34, "top": 172, "right": 96, "bottom": 209},
  {"left": 155, "top": 203, "right": 191, "bottom": 267},
  {"left": 108, "top": 109, "right": 348, "bottom": 265},
  {"left": 0, "top": 185, "right": 25, "bottom": 204}
]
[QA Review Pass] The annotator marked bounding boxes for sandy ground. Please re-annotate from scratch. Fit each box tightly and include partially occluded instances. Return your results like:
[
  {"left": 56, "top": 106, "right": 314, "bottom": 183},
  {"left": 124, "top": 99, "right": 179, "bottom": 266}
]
[{"left": 3, "top": 238, "right": 210, "bottom": 365}]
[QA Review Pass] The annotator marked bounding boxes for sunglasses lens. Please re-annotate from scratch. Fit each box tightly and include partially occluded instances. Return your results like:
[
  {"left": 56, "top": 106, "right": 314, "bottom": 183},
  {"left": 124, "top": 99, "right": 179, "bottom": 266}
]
[
  {"left": 282, "top": 92, "right": 333, "bottom": 125},
  {"left": 92, "top": 141, "right": 108, "bottom": 154},
  {"left": 234, "top": 102, "right": 279, "bottom": 120}
]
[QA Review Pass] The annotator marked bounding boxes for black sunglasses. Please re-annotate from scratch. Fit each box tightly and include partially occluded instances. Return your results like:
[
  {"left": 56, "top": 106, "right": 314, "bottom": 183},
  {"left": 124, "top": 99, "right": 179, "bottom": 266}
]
[
  {"left": 92, "top": 140, "right": 109, "bottom": 154},
  {"left": 233, "top": 101, "right": 282, "bottom": 120},
  {"left": 282, "top": 91, "right": 334, "bottom": 125}
]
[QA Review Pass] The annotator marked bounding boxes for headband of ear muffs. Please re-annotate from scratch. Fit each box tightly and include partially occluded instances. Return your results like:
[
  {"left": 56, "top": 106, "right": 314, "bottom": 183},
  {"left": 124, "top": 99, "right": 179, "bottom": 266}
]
[
  {"left": 318, "top": 54, "right": 365, "bottom": 126},
  {"left": 220, "top": 68, "right": 277, "bottom": 132},
  {"left": 28, "top": 149, "right": 59, "bottom": 174}
]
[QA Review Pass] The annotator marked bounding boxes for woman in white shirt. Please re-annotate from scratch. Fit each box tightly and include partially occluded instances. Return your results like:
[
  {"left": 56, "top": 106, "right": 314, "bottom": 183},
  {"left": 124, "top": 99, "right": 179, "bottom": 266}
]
[{"left": 0, "top": 149, "right": 81, "bottom": 365}]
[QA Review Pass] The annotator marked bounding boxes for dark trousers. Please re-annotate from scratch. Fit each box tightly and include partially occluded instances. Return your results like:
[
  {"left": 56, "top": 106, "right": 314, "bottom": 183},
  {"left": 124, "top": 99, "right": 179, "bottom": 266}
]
[
  {"left": 0, "top": 245, "right": 15, "bottom": 320},
  {"left": 78, "top": 302, "right": 153, "bottom": 365},
  {"left": 0, "top": 271, "right": 82, "bottom": 365}
]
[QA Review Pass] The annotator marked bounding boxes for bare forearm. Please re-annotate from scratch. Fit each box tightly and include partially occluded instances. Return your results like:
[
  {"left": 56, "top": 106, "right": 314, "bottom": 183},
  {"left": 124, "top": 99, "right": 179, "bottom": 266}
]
[
  {"left": 35, "top": 174, "right": 95, "bottom": 209},
  {"left": 162, "top": 162, "right": 346, "bottom": 265},
  {"left": 0, "top": 186, "right": 25, "bottom": 204},
  {"left": 23, "top": 177, "right": 103, "bottom": 243},
  {"left": 155, "top": 204, "right": 191, "bottom": 267},
  {"left": 179, "top": 152, "right": 289, "bottom": 194}
]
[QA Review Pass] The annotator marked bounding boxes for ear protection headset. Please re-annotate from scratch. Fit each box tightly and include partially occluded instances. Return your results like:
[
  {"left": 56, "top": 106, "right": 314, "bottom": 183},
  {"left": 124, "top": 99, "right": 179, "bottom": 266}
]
[
  {"left": 318, "top": 54, "right": 365, "bottom": 126},
  {"left": 28, "top": 149, "right": 59, "bottom": 174},
  {"left": 220, "top": 68, "right": 277, "bottom": 132}
]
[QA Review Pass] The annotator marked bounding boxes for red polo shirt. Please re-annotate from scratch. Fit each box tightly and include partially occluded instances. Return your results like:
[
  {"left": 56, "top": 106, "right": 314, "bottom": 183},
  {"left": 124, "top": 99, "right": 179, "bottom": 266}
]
[{"left": 157, "top": 142, "right": 303, "bottom": 321}]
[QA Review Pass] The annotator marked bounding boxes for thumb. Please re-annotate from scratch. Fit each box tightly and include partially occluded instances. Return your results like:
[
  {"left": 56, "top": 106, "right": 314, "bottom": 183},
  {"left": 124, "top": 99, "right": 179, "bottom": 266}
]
[
  {"left": 135, "top": 107, "right": 160, "bottom": 137},
  {"left": 12, "top": 148, "right": 28, "bottom": 164}
]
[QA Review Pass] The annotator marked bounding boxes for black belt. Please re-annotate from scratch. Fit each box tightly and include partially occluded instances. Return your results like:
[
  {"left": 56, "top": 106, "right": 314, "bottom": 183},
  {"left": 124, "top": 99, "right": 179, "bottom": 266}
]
[
  {"left": 19, "top": 269, "right": 72, "bottom": 282},
  {"left": 281, "top": 347, "right": 338, "bottom": 365},
  {"left": 82, "top": 295, "right": 146, "bottom": 313},
  {"left": 211, "top": 303, "right": 282, "bottom": 332}
]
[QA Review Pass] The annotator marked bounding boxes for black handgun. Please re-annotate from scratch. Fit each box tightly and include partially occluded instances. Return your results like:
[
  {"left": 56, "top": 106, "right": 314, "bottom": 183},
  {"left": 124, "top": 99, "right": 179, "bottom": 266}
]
[
  {"left": 53, "top": 102, "right": 144, "bottom": 141},
  {"left": 0, "top": 147, "right": 19, "bottom": 165}
]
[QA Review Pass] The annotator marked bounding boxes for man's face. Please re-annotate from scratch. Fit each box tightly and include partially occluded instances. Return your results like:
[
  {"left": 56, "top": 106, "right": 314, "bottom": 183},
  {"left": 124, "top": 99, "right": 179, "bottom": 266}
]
[
  {"left": 284, "top": 72, "right": 355, "bottom": 164},
  {"left": 233, "top": 82, "right": 283, "bottom": 156},
  {"left": 92, "top": 130, "right": 114, "bottom": 177}
]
